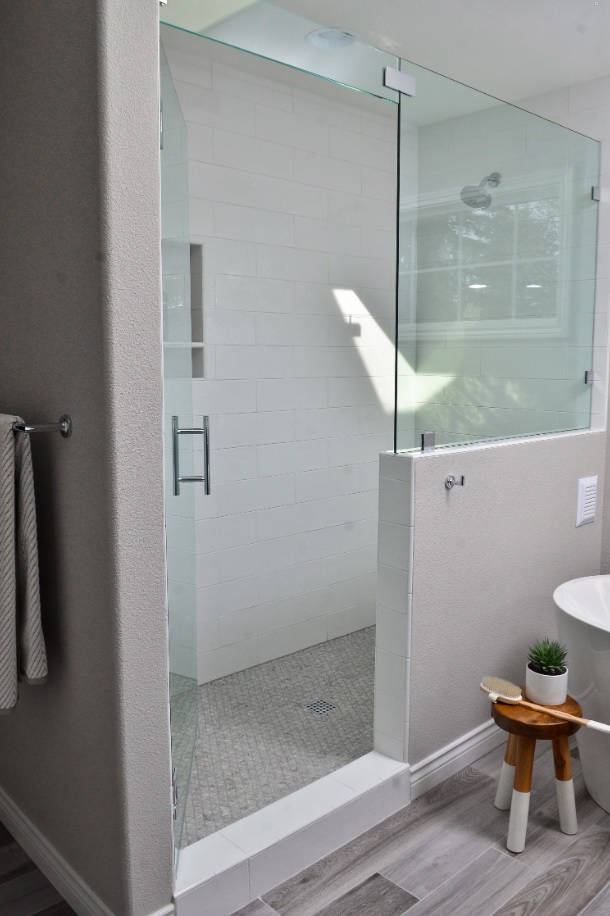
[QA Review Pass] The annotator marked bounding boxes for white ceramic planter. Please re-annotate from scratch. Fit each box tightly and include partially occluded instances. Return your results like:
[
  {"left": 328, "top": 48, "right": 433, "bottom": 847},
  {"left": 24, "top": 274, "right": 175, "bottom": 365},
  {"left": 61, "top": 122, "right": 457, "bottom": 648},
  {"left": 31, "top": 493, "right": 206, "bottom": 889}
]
[{"left": 525, "top": 664, "right": 568, "bottom": 706}]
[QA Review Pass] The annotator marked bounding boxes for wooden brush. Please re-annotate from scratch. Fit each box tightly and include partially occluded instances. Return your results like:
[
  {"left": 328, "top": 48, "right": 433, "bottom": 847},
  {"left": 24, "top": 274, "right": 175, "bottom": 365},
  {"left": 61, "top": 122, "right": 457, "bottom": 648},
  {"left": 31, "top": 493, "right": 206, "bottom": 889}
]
[{"left": 480, "top": 675, "right": 610, "bottom": 734}]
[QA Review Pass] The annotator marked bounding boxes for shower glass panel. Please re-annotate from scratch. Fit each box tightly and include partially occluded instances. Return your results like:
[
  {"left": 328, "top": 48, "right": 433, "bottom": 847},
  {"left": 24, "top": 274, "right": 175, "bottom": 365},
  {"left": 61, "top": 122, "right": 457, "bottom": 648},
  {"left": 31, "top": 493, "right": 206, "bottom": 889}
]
[
  {"left": 160, "top": 14, "right": 398, "bottom": 849},
  {"left": 160, "top": 44, "right": 199, "bottom": 850},
  {"left": 160, "top": 0, "right": 398, "bottom": 104},
  {"left": 396, "top": 59, "right": 600, "bottom": 450}
]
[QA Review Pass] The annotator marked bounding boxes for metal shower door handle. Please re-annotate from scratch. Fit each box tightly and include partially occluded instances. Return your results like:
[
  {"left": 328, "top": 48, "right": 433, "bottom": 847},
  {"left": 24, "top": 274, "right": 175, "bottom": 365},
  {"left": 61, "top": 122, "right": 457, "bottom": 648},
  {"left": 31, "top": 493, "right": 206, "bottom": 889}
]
[{"left": 172, "top": 416, "right": 210, "bottom": 496}]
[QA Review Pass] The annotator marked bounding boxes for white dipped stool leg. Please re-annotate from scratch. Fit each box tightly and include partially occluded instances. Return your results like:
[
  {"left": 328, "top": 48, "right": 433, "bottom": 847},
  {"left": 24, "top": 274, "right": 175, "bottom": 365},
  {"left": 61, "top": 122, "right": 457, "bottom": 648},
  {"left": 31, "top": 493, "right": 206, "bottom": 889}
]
[
  {"left": 556, "top": 779, "right": 578, "bottom": 834},
  {"left": 506, "top": 736, "right": 536, "bottom": 854},
  {"left": 507, "top": 790, "right": 530, "bottom": 853},
  {"left": 553, "top": 736, "right": 578, "bottom": 835},
  {"left": 495, "top": 734, "right": 518, "bottom": 810}
]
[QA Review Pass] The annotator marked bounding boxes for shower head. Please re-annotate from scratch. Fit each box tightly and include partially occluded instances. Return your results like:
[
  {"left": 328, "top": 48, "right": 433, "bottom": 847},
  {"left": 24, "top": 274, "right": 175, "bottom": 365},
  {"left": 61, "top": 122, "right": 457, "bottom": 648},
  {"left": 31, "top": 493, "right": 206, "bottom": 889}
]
[{"left": 460, "top": 172, "right": 502, "bottom": 210}]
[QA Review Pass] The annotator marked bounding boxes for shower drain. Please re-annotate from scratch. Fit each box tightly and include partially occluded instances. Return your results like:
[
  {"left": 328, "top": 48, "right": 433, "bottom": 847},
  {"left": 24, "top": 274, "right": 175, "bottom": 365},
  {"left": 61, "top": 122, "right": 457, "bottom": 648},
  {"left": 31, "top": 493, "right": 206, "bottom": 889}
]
[{"left": 304, "top": 699, "right": 337, "bottom": 716}]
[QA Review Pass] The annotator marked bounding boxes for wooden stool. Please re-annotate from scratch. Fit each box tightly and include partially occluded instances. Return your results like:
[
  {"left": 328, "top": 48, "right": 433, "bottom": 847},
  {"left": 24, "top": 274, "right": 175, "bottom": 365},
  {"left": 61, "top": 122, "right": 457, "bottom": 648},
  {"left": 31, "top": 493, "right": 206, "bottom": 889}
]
[{"left": 491, "top": 693, "right": 582, "bottom": 853}]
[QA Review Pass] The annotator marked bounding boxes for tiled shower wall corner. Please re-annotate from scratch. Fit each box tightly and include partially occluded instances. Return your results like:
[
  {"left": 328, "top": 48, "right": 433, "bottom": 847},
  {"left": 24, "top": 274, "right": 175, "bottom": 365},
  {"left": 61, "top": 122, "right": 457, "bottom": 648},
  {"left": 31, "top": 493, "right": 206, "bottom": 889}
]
[
  {"left": 162, "top": 31, "right": 405, "bottom": 684},
  {"left": 374, "top": 453, "right": 414, "bottom": 762}
]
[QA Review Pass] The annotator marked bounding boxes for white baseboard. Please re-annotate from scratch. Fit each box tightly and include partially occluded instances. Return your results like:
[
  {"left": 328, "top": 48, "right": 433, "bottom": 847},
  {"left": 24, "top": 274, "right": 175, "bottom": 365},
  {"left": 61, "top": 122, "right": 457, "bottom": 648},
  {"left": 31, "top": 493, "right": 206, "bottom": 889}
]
[
  {"left": 0, "top": 784, "right": 174, "bottom": 916},
  {"left": 410, "top": 718, "right": 505, "bottom": 800}
]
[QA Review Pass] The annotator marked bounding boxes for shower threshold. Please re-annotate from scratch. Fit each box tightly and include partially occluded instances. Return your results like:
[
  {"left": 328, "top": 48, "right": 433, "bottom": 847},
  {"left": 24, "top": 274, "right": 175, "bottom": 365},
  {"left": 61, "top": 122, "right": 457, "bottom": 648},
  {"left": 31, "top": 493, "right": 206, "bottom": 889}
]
[{"left": 174, "top": 751, "right": 411, "bottom": 916}]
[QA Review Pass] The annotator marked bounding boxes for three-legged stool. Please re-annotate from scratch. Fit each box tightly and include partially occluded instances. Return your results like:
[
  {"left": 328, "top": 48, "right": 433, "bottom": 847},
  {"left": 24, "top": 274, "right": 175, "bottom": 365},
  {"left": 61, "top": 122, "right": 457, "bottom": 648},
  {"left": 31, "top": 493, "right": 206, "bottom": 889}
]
[{"left": 491, "top": 694, "right": 582, "bottom": 853}]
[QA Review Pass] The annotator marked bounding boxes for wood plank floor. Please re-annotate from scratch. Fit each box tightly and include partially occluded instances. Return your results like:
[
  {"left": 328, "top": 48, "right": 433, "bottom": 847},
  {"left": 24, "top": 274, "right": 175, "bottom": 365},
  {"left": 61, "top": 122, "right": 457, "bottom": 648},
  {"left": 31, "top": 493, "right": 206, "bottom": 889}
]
[
  {"left": 0, "top": 823, "right": 75, "bottom": 916},
  {"left": 3, "top": 740, "right": 609, "bottom": 916},
  {"left": 233, "top": 741, "right": 610, "bottom": 916}
]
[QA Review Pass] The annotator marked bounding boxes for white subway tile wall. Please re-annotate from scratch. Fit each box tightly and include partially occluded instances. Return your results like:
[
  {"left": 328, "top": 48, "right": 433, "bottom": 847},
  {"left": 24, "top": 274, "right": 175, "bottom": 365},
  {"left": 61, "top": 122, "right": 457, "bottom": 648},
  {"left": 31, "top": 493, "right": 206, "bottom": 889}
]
[{"left": 163, "top": 39, "right": 398, "bottom": 683}]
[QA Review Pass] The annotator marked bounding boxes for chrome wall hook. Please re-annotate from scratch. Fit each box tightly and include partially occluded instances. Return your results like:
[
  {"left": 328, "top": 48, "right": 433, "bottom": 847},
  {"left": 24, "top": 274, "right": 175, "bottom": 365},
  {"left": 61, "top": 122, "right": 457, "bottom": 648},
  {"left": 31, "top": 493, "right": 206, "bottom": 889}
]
[{"left": 445, "top": 475, "right": 465, "bottom": 489}]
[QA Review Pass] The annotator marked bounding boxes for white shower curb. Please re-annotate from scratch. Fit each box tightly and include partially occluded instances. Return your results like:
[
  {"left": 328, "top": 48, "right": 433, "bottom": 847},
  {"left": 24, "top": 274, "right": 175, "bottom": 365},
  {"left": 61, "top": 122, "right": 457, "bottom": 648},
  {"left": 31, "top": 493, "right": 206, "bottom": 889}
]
[{"left": 174, "top": 752, "right": 410, "bottom": 916}]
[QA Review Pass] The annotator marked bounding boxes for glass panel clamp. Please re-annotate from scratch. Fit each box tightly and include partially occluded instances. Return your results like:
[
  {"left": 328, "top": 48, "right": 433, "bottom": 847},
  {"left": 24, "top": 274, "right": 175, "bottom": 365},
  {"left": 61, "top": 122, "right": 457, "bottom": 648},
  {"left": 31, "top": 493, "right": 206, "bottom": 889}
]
[
  {"left": 421, "top": 431, "right": 435, "bottom": 452},
  {"left": 585, "top": 370, "right": 598, "bottom": 384},
  {"left": 384, "top": 67, "right": 416, "bottom": 97}
]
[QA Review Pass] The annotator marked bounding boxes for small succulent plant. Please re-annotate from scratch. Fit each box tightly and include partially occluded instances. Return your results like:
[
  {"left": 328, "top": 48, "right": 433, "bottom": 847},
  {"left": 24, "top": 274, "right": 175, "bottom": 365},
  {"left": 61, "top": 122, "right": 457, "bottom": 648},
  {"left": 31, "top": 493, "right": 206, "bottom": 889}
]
[{"left": 528, "top": 638, "right": 567, "bottom": 676}]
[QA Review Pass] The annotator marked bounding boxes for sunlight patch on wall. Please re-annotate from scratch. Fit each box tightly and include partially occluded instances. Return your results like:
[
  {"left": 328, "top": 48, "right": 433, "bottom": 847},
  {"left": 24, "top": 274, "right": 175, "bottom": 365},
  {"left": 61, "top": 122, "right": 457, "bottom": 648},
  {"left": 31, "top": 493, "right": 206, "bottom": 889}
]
[{"left": 333, "top": 287, "right": 451, "bottom": 415}]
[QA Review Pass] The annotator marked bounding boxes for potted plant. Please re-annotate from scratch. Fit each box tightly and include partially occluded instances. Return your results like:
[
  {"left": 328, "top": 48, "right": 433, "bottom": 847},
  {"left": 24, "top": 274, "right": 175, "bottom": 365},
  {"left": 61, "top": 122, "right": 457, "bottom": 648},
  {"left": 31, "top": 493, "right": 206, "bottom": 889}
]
[{"left": 525, "top": 637, "right": 568, "bottom": 706}]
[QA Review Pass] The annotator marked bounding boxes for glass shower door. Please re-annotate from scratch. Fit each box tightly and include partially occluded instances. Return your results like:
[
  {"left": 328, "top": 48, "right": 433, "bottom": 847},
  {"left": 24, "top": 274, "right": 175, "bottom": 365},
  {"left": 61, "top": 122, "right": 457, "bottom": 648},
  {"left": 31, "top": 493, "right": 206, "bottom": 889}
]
[
  {"left": 160, "top": 44, "right": 200, "bottom": 852},
  {"left": 158, "top": 13, "right": 401, "bottom": 846}
]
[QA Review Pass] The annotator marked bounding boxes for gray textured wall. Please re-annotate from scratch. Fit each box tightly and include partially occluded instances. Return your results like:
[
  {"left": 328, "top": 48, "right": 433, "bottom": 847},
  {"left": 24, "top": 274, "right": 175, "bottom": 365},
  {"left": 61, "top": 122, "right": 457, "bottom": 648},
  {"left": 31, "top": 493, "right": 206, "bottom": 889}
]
[
  {"left": 409, "top": 433, "right": 606, "bottom": 765},
  {"left": 0, "top": 2, "right": 173, "bottom": 914},
  {"left": 509, "top": 85, "right": 610, "bottom": 574}
]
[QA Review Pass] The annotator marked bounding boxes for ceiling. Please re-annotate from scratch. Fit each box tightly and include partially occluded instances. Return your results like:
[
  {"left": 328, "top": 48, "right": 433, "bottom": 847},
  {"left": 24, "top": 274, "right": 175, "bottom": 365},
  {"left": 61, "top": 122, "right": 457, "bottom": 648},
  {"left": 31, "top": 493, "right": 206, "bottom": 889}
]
[{"left": 272, "top": 0, "right": 610, "bottom": 103}]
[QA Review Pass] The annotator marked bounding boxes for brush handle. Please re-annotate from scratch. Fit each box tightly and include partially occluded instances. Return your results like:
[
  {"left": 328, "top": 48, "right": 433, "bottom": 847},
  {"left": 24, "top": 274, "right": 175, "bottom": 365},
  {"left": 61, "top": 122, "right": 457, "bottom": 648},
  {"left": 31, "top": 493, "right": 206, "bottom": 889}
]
[
  {"left": 491, "top": 692, "right": 610, "bottom": 733},
  {"left": 517, "top": 699, "right": 610, "bottom": 733},
  {"left": 515, "top": 698, "right": 589, "bottom": 726}
]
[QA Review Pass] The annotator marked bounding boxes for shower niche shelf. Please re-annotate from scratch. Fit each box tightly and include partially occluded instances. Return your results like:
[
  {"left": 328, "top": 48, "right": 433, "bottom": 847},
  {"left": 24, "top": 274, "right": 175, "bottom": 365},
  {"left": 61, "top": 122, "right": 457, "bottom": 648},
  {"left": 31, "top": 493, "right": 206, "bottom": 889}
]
[{"left": 164, "top": 341, "right": 205, "bottom": 379}]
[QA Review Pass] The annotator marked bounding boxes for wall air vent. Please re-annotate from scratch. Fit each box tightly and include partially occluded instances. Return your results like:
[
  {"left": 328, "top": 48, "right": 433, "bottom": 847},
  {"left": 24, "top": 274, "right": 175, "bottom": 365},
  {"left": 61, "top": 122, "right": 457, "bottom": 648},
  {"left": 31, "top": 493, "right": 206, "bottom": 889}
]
[{"left": 576, "top": 475, "right": 597, "bottom": 527}]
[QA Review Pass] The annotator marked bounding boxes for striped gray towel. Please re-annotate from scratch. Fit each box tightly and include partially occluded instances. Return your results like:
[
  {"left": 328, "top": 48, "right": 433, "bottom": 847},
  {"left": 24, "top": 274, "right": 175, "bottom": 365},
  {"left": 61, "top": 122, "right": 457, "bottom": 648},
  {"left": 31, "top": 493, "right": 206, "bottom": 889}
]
[{"left": 0, "top": 415, "right": 47, "bottom": 712}]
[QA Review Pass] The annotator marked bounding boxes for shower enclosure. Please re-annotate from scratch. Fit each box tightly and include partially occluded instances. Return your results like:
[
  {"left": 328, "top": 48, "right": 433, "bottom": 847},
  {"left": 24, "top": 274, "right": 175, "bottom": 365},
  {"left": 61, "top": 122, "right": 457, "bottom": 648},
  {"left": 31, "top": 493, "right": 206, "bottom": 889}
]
[{"left": 160, "top": 0, "right": 600, "bottom": 892}]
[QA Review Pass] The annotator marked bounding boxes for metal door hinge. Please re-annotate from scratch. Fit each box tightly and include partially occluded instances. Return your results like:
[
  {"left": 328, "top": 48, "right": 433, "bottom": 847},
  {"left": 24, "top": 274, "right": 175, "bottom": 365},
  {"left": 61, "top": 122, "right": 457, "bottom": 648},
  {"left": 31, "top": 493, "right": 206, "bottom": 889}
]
[
  {"left": 160, "top": 100, "right": 164, "bottom": 151},
  {"left": 585, "top": 370, "right": 598, "bottom": 384},
  {"left": 592, "top": 186, "right": 601, "bottom": 202},
  {"left": 172, "top": 768, "right": 178, "bottom": 820}
]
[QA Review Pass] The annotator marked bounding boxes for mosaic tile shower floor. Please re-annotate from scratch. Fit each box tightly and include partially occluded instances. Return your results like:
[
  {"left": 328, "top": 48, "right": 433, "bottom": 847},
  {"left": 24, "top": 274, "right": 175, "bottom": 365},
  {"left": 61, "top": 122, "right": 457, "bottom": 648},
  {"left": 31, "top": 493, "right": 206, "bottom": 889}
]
[{"left": 180, "top": 626, "right": 375, "bottom": 845}]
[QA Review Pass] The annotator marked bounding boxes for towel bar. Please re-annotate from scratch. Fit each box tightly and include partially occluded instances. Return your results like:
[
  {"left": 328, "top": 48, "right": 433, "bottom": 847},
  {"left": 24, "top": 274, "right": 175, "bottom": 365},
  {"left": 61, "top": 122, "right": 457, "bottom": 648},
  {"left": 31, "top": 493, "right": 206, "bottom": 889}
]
[{"left": 12, "top": 415, "right": 72, "bottom": 438}]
